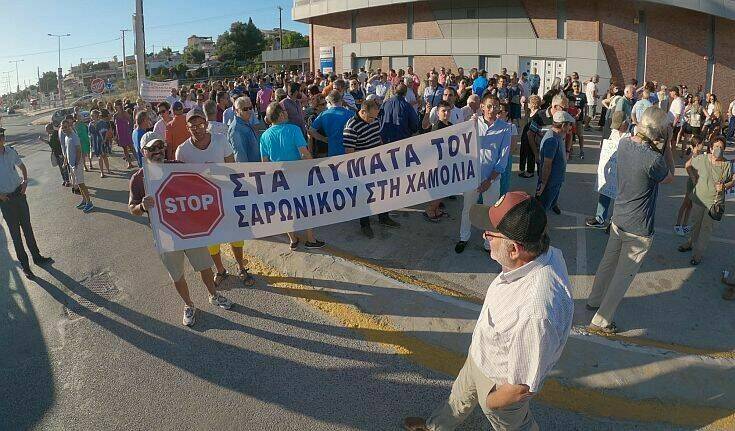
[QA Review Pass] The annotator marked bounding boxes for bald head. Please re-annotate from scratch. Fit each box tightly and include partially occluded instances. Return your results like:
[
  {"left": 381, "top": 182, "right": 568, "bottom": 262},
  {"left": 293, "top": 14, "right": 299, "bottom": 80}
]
[{"left": 624, "top": 84, "right": 635, "bottom": 99}]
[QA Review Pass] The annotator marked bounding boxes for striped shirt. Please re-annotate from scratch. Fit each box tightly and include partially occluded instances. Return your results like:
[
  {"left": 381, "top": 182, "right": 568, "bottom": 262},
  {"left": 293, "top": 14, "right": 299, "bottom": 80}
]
[
  {"left": 468, "top": 246, "right": 574, "bottom": 392},
  {"left": 342, "top": 116, "right": 382, "bottom": 151}
]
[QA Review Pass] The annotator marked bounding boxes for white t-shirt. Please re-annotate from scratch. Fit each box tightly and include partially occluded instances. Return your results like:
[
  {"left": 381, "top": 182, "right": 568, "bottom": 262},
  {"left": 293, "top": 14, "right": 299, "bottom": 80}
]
[
  {"left": 669, "top": 97, "right": 686, "bottom": 126},
  {"left": 175, "top": 132, "right": 233, "bottom": 163},
  {"left": 729, "top": 100, "right": 735, "bottom": 117},
  {"left": 153, "top": 118, "right": 168, "bottom": 138}
]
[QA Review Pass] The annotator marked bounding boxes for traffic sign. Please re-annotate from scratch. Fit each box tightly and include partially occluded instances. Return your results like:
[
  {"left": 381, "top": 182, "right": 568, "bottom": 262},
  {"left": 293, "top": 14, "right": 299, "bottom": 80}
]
[
  {"left": 105, "top": 81, "right": 114, "bottom": 90},
  {"left": 90, "top": 78, "right": 105, "bottom": 94},
  {"left": 156, "top": 173, "right": 224, "bottom": 239}
]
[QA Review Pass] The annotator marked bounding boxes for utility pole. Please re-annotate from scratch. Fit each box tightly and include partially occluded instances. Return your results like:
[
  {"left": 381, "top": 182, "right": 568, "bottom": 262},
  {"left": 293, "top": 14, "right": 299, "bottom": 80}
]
[
  {"left": 48, "top": 33, "right": 71, "bottom": 107},
  {"left": 9, "top": 59, "right": 24, "bottom": 92},
  {"left": 121, "top": 29, "right": 130, "bottom": 85},
  {"left": 133, "top": 0, "right": 146, "bottom": 94},
  {"left": 278, "top": 6, "right": 283, "bottom": 50}
]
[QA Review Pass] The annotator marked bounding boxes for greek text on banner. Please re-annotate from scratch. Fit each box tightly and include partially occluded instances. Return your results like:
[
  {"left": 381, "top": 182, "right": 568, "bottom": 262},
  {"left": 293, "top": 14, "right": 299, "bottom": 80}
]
[
  {"left": 139, "top": 79, "right": 179, "bottom": 103},
  {"left": 144, "top": 120, "right": 480, "bottom": 252}
]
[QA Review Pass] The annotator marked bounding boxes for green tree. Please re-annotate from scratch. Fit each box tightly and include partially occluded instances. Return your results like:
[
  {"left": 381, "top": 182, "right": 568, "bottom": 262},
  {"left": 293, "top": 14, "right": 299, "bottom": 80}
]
[
  {"left": 282, "top": 32, "right": 309, "bottom": 49},
  {"left": 174, "top": 62, "right": 189, "bottom": 76},
  {"left": 158, "top": 46, "right": 173, "bottom": 58},
  {"left": 214, "top": 18, "right": 265, "bottom": 62},
  {"left": 38, "top": 71, "right": 58, "bottom": 94},
  {"left": 182, "top": 45, "right": 205, "bottom": 64}
]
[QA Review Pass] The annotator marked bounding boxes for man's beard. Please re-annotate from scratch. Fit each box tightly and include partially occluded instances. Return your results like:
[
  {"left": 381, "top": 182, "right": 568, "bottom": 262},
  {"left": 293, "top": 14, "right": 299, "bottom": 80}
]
[{"left": 490, "top": 239, "right": 515, "bottom": 269}]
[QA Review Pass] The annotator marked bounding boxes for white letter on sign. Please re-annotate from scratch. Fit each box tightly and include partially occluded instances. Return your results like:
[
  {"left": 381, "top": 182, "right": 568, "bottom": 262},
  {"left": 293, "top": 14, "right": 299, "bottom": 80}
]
[
  {"left": 165, "top": 197, "right": 178, "bottom": 213},
  {"left": 201, "top": 194, "right": 214, "bottom": 210}
]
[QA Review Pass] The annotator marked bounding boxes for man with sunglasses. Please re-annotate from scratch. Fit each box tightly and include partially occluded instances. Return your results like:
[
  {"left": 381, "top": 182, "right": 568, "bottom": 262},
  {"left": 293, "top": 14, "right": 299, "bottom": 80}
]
[
  {"left": 128, "top": 138, "right": 232, "bottom": 327},
  {"left": 405, "top": 191, "right": 573, "bottom": 431},
  {"left": 228, "top": 97, "right": 260, "bottom": 162},
  {"left": 175, "top": 108, "right": 254, "bottom": 286}
]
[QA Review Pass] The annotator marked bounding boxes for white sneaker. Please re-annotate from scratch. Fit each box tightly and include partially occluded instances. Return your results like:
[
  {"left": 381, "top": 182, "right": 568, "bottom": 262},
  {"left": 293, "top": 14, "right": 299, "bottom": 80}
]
[
  {"left": 209, "top": 293, "right": 232, "bottom": 310},
  {"left": 182, "top": 305, "right": 196, "bottom": 326},
  {"left": 674, "top": 225, "right": 684, "bottom": 236}
]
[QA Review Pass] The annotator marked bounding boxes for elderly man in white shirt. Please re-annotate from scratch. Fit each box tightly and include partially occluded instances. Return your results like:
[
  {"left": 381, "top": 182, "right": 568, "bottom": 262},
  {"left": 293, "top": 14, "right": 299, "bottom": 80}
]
[{"left": 405, "top": 191, "right": 574, "bottom": 431}]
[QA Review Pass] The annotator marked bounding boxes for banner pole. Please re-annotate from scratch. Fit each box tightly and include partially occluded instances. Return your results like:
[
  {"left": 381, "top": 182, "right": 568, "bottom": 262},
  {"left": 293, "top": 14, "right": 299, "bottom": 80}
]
[{"left": 473, "top": 115, "right": 482, "bottom": 189}]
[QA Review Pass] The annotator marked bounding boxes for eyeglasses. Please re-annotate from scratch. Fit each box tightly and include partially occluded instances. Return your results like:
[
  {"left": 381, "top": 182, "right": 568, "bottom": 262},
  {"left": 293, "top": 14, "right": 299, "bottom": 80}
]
[
  {"left": 157, "top": 109, "right": 168, "bottom": 115},
  {"left": 187, "top": 122, "right": 207, "bottom": 130},
  {"left": 143, "top": 144, "right": 165, "bottom": 152},
  {"left": 238, "top": 106, "right": 252, "bottom": 112}
]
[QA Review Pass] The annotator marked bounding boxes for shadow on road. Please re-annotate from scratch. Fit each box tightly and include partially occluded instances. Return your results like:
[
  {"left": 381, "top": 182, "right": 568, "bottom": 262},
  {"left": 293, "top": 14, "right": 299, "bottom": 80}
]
[{"left": 0, "top": 228, "right": 55, "bottom": 430}]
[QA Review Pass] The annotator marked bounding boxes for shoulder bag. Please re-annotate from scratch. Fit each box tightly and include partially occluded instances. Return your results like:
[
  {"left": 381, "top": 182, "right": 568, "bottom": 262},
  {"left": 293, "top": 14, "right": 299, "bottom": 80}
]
[{"left": 706, "top": 159, "right": 730, "bottom": 221}]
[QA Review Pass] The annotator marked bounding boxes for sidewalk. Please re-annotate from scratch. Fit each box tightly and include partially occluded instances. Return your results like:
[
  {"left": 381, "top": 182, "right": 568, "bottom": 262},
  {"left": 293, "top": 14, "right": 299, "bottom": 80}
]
[{"left": 218, "top": 128, "right": 735, "bottom": 429}]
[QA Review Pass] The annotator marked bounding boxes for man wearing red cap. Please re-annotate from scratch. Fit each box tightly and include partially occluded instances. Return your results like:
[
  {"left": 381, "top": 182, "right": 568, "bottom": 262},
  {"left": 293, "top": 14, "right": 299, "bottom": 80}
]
[{"left": 405, "top": 191, "right": 574, "bottom": 431}]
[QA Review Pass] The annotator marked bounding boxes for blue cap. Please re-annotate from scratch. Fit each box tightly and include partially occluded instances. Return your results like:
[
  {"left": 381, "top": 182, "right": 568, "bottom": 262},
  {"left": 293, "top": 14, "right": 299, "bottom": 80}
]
[{"left": 172, "top": 101, "right": 184, "bottom": 111}]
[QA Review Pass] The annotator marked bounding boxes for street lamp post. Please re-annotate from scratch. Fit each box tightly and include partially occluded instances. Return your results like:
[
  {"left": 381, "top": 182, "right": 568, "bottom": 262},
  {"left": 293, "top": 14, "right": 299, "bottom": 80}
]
[
  {"left": 8, "top": 59, "right": 24, "bottom": 93},
  {"left": 48, "top": 33, "right": 70, "bottom": 107}
]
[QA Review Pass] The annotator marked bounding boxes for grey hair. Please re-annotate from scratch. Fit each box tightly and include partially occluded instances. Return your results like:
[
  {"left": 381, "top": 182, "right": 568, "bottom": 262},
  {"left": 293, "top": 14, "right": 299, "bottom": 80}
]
[
  {"left": 326, "top": 90, "right": 342, "bottom": 105},
  {"left": 203, "top": 100, "right": 217, "bottom": 119},
  {"left": 551, "top": 93, "right": 568, "bottom": 108},
  {"left": 637, "top": 106, "right": 669, "bottom": 144}
]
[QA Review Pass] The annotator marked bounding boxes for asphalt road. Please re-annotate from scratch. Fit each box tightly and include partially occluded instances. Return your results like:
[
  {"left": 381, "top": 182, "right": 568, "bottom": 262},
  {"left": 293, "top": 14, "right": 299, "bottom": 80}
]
[{"left": 0, "top": 112, "right": 696, "bottom": 430}]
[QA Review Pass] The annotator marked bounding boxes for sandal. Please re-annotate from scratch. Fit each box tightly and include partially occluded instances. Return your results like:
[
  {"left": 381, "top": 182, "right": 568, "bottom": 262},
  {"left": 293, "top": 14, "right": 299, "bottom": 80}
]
[
  {"left": 678, "top": 245, "right": 692, "bottom": 252},
  {"left": 213, "top": 270, "right": 229, "bottom": 286},
  {"left": 289, "top": 238, "right": 300, "bottom": 250},
  {"left": 238, "top": 268, "right": 255, "bottom": 286}
]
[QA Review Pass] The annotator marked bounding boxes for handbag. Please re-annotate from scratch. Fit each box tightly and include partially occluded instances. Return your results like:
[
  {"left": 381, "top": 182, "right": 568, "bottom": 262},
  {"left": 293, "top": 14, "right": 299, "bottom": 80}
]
[{"left": 706, "top": 159, "right": 730, "bottom": 221}]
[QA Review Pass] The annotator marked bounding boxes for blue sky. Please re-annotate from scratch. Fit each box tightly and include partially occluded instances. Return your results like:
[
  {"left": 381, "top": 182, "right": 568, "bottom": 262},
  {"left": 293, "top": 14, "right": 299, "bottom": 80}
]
[{"left": 1, "top": 0, "right": 307, "bottom": 93}]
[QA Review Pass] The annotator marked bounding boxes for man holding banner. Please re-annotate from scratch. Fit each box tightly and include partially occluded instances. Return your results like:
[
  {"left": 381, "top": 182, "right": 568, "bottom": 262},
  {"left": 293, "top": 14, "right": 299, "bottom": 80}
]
[
  {"left": 129, "top": 138, "right": 232, "bottom": 327},
  {"left": 455, "top": 94, "right": 511, "bottom": 254},
  {"left": 175, "top": 108, "right": 254, "bottom": 286}
]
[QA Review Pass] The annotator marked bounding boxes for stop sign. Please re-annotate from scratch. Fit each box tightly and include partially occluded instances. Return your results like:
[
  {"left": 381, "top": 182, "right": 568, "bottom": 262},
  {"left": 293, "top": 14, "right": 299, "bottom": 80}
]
[
  {"left": 156, "top": 173, "right": 224, "bottom": 239},
  {"left": 90, "top": 78, "right": 105, "bottom": 94}
]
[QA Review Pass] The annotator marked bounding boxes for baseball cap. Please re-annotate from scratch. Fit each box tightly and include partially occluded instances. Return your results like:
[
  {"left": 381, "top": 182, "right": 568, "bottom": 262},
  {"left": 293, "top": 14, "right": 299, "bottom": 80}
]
[
  {"left": 140, "top": 131, "right": 163, "bottom": 150},
  {"left": 172, "top": 101, "right": 184, "bottom": 111},
  {"left": 469, "top": 191, "right": 547, "bottom": 243},
  {"left": 186, "top": 107, "right": 206, "bottom": 122},
  {"left": 553, "top": 110, "right": 575, "bottom": 123}
]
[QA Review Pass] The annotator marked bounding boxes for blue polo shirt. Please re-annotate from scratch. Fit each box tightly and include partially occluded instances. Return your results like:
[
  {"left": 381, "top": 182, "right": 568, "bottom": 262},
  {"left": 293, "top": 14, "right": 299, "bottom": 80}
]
[
  {"left": 260, "top": 123, "right": 307, "bottom": 162},
  {"left": 311, "top": 106, "right": 354, "bottom": 156}
]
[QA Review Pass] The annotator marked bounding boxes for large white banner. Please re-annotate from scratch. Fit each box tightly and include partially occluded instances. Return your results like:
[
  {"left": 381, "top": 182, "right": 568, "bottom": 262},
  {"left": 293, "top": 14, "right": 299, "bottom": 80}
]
[
  {"left": 139, "top": 79, "right": 179, "bottom": 103},
  {"left": 145, "top": 121, "right": 480, "bottom": 252}
]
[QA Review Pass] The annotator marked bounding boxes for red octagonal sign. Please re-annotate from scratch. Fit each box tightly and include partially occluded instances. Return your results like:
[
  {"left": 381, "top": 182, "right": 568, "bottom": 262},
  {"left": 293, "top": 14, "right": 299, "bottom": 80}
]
[{"left": 156, "top": 173, "right": 224, "bottom": 239}]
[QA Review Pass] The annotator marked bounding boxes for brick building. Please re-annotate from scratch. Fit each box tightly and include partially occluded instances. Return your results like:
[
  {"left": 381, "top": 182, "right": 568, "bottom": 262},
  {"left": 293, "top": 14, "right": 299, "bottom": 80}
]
[{"left": 293, "top": 0, "right": 735, "bottom": 98}]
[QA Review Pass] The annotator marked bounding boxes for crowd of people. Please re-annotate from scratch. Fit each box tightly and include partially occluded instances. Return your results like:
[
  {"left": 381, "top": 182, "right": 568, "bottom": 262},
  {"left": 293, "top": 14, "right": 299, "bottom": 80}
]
[{"left": 1, "top": 63, "right": 730, "bottom": 431}]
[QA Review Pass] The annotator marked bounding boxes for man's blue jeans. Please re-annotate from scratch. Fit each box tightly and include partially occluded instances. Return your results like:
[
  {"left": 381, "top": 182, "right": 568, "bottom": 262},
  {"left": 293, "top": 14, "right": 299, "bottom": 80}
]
[
  {"left": 539, "top": 183, "right": 562, "bottom": 211},
  {"left": 595, "top": 193, "right": 613, "bottom": 222},
  {"left": 727, "top": 117, "right": 735, "bottom": 143}
]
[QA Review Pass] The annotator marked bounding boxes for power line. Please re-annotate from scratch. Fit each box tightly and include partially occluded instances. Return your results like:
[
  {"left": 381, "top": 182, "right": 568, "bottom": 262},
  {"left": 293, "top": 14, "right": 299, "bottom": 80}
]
[{"left": 0, "top": 37, "right": 122, "bottom": 59}]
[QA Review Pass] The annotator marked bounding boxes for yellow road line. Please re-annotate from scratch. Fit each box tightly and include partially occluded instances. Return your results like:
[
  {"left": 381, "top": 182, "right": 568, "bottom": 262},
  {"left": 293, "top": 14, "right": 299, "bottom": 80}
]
[
  {"left": 238, "top": 252, "right": 735, "bottom": 430},
  {"left": 326, "top": 245, "right": 735, "bottom": 360}
]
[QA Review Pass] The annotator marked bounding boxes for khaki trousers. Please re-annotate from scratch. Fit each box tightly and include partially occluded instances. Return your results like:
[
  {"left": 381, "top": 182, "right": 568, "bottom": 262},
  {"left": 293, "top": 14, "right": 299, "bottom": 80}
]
[
  {"left": 588, "top": 223, "right": 653, "bottom": 327},
  {"left": 684, "top": 202, "right": 714, "bottom": 261},
  {"left": 427, "top": 357, "right": 539, "bottom": 431}
]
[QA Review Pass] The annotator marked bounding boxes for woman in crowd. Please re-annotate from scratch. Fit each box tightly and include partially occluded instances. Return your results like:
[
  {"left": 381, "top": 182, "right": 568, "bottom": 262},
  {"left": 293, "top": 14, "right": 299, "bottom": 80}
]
[
  {"left": 113, "top": 99, "right": 135, "bottom": 169},
  {"left": 674, "top": 136, "right": 705, "bottom": 236},
  {"left": 678, "top": 136, "right": 734, "bottom": 265},
  {"left": 683, "top": 95, "right": 704, "bottom": 145},
  {"left": 455, "top": 78, "right": 471, "bottom": 108},
  {"left": 703, "top": 93, "right": 723, "bottom": 141}
]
